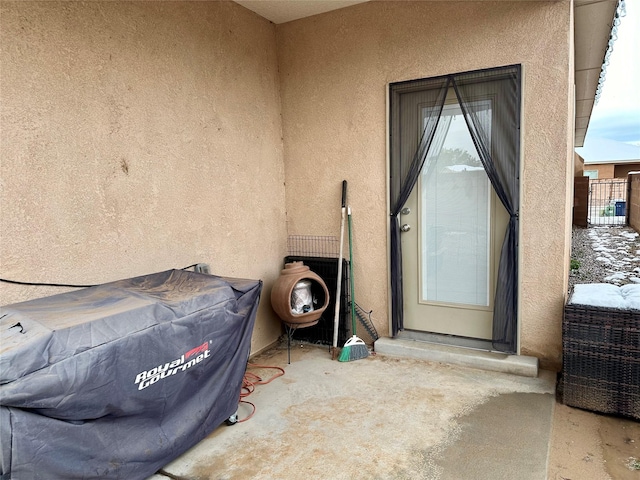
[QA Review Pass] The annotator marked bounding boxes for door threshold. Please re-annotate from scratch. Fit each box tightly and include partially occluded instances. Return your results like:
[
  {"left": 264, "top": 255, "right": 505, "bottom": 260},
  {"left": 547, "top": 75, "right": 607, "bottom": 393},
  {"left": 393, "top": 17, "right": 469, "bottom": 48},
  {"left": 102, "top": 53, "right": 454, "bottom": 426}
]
[
  {"left": 375, "top": 335, "right": 538, "bottom": 377},
  {"left": 397, "top": 330, "right": 495, "bottom": 352}
]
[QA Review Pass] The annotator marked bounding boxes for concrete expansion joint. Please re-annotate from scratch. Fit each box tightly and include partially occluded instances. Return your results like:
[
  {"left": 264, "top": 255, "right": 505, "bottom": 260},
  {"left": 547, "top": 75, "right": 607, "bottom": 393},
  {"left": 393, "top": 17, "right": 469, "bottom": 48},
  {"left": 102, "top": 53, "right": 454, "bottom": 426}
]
[{"left": 374, "top": 337, "right": 539, "bottom": 378}]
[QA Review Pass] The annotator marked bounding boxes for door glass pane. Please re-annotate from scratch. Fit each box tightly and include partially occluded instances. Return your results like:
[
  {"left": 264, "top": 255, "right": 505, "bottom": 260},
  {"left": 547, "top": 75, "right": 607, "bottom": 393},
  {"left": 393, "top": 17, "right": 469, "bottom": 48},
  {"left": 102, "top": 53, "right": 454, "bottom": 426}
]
[{"left": 420, "top": 101, "right": 492, "bottom": 306}]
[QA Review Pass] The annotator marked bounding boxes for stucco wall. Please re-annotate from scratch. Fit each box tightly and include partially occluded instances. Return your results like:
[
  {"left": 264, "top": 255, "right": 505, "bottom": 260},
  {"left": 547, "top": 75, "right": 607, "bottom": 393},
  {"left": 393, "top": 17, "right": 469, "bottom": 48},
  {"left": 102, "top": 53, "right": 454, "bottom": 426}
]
[
  {"left": 615, "top": 164, "right": 640, "bottom": 178},
  {"left": 629, "top": 173, "right": 640, "bottom": 233},
  {"left": 574, "top": 153, "right": 585, "bottom": 177},
  {"left": 0, "top": 1, "right": 286, "bottom": 353},
  {"left": 1, "top": 0, "right": 576, "bottom": 368},
  {"left": 583, "top": 163, "right": 640, "bottom": 179},
  {"left": 585, "top": 163, "right": 615, "bottom": 178},
  {"left": 277, "top": 1, "right": 573, "bottom": 369}
]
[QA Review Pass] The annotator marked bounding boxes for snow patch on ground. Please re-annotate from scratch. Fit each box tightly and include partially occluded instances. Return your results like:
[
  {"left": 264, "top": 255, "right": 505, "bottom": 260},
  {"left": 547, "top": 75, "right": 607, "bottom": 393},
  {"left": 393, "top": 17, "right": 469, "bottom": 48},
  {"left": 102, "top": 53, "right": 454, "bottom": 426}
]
[
  {"left": 595, "top": 257, "right": 612, "bottom": 264},
  {"left": 604, "top": 272, "right": 627, "bottom": 282},
  {"left": 620, "top": 231, "right": 639, "bottom": 240},
  {"left": 585, "top": 226, "right": 640, "bottom": 286}
]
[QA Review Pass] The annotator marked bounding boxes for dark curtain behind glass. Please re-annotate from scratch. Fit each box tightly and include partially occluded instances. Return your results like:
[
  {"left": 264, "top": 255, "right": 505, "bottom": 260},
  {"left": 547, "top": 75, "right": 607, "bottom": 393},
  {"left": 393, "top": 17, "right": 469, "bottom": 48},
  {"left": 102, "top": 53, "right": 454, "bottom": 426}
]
[{"left": 389, "top": 65, "right": 521, "bottom": 353}]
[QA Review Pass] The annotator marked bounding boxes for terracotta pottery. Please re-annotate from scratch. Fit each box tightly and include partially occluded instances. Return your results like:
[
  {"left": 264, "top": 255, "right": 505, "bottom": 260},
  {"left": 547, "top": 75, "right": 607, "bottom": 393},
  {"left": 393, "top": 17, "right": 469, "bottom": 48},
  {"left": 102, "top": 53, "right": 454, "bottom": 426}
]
[{"left": 271, "top": 261, "right": 330, "bottom": 328}]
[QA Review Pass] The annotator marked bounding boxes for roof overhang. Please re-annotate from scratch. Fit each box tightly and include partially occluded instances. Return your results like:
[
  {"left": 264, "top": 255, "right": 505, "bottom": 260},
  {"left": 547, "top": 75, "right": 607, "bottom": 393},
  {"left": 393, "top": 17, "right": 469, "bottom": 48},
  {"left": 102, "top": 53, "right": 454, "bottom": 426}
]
[
  {"left": 235, "top": 0, "right": 617, "bottom": 147},
  {"left": 574, "top": 0, "right": 618, "bottom": 147},
  {"left": 584, "top": 158, "right": 640, "bottom": 165}
]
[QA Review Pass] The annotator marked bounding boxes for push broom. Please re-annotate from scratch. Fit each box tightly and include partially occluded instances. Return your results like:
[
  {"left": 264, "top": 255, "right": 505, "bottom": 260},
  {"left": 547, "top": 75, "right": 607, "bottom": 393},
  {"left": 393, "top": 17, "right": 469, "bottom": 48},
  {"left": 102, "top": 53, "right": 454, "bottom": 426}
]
[{"left": 338, "top": 205, "right": 369, "bottom": 362}]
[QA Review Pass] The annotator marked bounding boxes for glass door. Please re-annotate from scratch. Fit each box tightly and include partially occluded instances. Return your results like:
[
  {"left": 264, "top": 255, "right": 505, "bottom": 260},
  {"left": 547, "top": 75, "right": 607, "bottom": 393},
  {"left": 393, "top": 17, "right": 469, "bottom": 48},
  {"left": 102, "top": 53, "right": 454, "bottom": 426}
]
[{"left": 401, "top": 97, "right": 508, "bottom": 339}]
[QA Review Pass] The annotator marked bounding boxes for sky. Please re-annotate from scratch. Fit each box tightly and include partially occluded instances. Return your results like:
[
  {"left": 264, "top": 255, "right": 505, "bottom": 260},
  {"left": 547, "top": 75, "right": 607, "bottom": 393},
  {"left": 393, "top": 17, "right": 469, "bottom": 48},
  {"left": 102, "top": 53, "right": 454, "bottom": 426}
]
[{"left": 578, "top": 0, "right": 640, "bottom": 160}]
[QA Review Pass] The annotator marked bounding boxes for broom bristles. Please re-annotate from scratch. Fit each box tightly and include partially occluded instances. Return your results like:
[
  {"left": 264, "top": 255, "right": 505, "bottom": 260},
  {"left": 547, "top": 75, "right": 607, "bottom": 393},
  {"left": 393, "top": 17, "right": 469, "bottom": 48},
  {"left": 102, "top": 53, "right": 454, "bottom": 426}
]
[{"left": 338, "top": 335, "right": 369, "bottom": 362}]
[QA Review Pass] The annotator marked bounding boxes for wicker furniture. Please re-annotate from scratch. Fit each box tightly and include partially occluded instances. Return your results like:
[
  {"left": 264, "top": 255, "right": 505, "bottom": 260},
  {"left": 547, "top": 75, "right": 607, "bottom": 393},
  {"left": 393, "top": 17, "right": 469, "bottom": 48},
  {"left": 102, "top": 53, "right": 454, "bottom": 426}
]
[{"left": 562, "top": 301, "right": 639, "bottom": 420}]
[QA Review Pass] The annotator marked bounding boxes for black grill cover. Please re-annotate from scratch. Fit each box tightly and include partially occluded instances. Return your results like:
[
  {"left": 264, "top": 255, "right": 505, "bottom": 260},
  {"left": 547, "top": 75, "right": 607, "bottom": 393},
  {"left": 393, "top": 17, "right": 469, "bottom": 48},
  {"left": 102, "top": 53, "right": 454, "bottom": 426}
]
[{"left": 0, "top": 270, "right": 262, "bottom": 480}]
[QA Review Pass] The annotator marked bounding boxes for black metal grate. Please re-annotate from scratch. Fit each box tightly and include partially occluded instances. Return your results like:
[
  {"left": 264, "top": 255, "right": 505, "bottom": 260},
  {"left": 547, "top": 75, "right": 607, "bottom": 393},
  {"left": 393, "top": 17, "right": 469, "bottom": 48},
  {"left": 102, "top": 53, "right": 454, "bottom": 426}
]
[
  {"left": 287, "top": 235, "right": 339, "bottom": 258},
  {"left": 587, "top": 179, "right": 628, "bottom": 226},
  {"left": 561, "top": 302, "right": 640, "bottom": 420},
  {"left": 284, "top": 256, "right": 350, "bottom": 346}
]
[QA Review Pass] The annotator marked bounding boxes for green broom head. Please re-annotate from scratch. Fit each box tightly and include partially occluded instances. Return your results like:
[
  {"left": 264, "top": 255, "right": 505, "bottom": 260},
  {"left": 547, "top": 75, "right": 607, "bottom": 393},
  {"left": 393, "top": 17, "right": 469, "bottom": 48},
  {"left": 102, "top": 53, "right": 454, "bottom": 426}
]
[{"left": 338, "top": 335, "right": 369, "bottom": 362}]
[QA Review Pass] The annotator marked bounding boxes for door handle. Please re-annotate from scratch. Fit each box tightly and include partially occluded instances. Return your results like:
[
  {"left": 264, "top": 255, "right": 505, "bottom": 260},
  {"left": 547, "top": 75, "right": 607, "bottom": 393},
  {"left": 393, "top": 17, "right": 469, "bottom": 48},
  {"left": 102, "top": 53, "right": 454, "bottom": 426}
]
[{"left": 401, "top": 224, "right": 411, "bottom": 232}]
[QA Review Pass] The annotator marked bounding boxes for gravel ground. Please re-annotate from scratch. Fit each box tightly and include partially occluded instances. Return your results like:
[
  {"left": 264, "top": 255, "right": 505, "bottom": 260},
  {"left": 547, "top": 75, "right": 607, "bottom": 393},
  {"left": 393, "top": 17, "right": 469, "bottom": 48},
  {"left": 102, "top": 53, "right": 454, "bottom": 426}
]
[{"left": 569, "top": 225, "right": 640, "bottom": 292}]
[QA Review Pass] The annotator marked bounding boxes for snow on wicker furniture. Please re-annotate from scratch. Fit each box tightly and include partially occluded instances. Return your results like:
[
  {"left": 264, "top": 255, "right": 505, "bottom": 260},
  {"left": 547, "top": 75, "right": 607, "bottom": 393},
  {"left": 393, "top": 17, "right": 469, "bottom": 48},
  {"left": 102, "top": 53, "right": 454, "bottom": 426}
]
[{"left": 562, "top": 284, "right": 640, "bottom": 420}]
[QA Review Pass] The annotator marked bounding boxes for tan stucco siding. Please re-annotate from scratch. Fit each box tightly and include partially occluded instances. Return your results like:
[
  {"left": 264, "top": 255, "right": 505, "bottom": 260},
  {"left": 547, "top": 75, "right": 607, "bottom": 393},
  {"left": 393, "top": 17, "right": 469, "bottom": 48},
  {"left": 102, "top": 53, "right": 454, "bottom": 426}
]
[
  {"left": 615, "top": 164, "right": 640, "bottom": 178},
  {"left": 277, "top": 1, "right": 573, "bottom": 368},
  {"left": 585, "top": 163, "right": 615, "bottom": 178},
  {"left": 0, "top": 1, "right": 286, "bottom": 353},
  {"left": 1, "top": 0, "right": 576, "bottom": 367},
  {"left": 629, "top": 173, "right": 640, "bottom": 233},
  {"left": 574, "top": 153, "right": 585, "bottom": 177},
  {"left": 584, "top": 163, "right": 640, "bottom": 179},
  {"left": 561, "top": 4, "right": 576, "bottom": 366}
]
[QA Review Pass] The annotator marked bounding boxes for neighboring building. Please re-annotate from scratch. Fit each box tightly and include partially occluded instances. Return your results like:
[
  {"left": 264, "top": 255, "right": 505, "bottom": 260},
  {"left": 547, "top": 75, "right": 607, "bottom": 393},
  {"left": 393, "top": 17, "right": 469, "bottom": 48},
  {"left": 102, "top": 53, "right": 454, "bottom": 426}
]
[
  {"left": 573, "top": 153, "right": 589, "bottom": 227},
  {"left": 584, "top": 159, "right": 640, "bottom": 179},
  {"left": 575, "top": 152, "right": 586, "bottom": 177},
  {"left": 629, "top": 173, "right": 640, "bottom": 232},
  {"left": 578, "top": 137, "right": 640, "bottom": 178},
  {"left": 0, "top": 0, "right": 620, "bottom": 371}
]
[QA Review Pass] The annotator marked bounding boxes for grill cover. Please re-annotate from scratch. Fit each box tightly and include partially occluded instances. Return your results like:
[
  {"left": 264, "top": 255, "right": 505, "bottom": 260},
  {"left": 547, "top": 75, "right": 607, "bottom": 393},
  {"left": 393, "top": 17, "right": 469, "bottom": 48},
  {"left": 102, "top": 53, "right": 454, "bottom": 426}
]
[{"left": 0, "top": 270, "right": 262, "bottom": 480}]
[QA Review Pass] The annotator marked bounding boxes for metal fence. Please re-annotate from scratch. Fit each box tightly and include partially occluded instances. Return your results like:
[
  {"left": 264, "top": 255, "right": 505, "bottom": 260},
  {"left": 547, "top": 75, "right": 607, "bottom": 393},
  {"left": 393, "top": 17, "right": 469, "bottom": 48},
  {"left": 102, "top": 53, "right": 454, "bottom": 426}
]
[{"left": 588, "top": 179, "right": 628, "bottom": 226}]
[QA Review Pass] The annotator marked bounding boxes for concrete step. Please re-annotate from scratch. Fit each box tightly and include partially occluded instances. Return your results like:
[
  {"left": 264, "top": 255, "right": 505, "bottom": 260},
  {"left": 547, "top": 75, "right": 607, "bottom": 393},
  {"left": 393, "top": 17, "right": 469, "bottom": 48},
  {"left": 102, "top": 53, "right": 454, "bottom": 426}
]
[{"left": 374, "top": 337, "right": 539, "bottom": 377}]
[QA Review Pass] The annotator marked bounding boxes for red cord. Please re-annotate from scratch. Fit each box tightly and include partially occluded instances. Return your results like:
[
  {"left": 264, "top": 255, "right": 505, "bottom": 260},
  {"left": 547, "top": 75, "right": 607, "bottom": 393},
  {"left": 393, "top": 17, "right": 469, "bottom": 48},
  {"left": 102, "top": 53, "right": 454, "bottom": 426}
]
[{"left": 237, "top": 363, "right": 285, "bottom": 423}]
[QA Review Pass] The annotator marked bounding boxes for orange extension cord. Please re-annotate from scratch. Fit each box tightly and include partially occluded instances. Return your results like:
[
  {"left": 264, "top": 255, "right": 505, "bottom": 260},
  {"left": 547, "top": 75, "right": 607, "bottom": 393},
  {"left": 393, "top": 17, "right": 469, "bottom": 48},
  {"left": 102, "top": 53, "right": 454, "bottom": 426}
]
[{"left": 237, "top": 363, "right": 285, "bottom": 423}]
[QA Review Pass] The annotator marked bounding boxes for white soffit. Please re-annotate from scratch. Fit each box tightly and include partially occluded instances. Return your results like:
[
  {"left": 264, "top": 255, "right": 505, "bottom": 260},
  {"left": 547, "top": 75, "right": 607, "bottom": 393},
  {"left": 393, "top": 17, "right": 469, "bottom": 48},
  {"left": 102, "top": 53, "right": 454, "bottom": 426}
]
[
  {"left": 235, "top": 0, "right": 539, "bottom": 24},
  {"left": 234, "top": 0, "right": 370, "bottom": 24},
  {"left": 574, "top": 0, "right": 617, "bottom": 147}
]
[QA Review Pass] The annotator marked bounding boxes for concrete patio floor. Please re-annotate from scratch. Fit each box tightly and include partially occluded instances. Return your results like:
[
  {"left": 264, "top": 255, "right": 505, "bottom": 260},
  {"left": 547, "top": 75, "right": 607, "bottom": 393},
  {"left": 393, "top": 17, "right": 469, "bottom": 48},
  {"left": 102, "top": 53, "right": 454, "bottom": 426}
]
[{"left": 147, "top": 343, "right": 639, "bottom": 480}]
